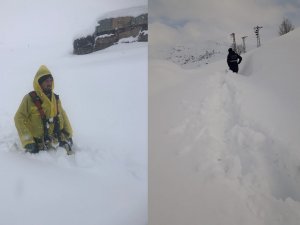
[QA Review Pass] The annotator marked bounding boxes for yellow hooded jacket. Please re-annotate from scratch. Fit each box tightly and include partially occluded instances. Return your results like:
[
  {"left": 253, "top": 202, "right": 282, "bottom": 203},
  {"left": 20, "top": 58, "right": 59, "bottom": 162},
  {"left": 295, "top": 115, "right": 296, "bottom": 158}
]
[{"left": 14, "top": 65, "right": 73, "bottom": 147}]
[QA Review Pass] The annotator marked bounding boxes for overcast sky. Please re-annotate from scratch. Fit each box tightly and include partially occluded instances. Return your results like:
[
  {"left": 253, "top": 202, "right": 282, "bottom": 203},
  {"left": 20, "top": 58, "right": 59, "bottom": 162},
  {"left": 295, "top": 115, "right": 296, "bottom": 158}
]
[
  {"left": 0, "top": 0, "right": 146, "bottom": 47},
  {"left": 149, "top": 0, "right": 300, "bottom": 49}
]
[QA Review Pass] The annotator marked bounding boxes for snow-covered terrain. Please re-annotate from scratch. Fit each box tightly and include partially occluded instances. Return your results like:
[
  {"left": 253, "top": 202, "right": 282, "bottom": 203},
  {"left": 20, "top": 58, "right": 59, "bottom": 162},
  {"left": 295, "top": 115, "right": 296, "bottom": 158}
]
[
  {"left": 0, "top": 1, "right": 147, "bottom": 225},
  {"left": 150, "top": 28, "right": 300, "bottom": 225},
  {"left": 150, "top": 40, "right": 231, "bottom": 69}
]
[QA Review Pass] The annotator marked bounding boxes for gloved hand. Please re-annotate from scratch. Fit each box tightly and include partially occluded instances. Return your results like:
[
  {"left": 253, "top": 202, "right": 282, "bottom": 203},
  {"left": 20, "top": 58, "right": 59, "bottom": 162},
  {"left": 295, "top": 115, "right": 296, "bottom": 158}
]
[
  {"left": 59, "top": 141, "right": 68, "bottom": 147},
  {"left": 25, "top": 143, "right": 39, "bottom": 153},
  {"left": 68, "top": 138, "right": 73, "bottom": 147},
  {"left": 59, "top": 138, "right": 73, "bottom": 147},
  {"left": 59, "top": 140, "right": 73, "bottom": 155}
]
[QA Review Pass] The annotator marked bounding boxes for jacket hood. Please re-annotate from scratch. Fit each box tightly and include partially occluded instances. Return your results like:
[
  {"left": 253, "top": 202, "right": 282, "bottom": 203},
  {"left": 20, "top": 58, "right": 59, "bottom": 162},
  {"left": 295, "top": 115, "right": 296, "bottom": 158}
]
[
  {"left": 33, "top": 65, "right": 54, "bottom": 94},
  {"left": 33, "top": 65, "right": 57, "bottom": 117}
]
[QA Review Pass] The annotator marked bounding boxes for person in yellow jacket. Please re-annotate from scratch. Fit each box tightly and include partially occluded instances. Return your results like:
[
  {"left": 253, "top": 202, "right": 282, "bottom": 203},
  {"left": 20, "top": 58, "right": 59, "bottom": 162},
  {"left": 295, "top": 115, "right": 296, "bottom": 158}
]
[{"left": 14, "top": 65, "right": 73, "bottom": 154}]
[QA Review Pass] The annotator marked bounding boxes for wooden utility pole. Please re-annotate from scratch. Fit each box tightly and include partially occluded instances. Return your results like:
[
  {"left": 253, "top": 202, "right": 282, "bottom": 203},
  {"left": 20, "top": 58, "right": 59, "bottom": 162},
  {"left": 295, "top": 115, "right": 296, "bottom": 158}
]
[
  {"left": 241, "top": 36, "right": 248, "bottom": 53},
  {"left": 254, "top": 26, "right": 263, "bottom": 47},
  {"left": 230, "top": 33, "right": 236, "bottom": 51}
]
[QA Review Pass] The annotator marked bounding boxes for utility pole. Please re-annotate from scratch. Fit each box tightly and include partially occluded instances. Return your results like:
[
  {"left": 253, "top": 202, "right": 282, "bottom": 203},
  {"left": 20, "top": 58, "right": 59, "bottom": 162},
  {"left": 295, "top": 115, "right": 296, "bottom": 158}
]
[
  {"left": 254, "top": 26, "right": 263, "bottom": 47},
  {"left": 230, "top": 33, "right": 236, "bottom": 52},
  {"left": 241, "top": 36, "right": 248, "bottom": 53}
]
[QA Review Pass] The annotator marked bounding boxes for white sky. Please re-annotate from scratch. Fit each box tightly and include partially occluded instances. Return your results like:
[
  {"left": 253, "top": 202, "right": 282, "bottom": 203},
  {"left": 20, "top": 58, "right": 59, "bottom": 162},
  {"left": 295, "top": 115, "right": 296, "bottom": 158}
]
[
  {"left": 0, "top": 0, "right": 146, "bottom": 46},
  {"left": 149, "top": 0, "right": 300, "bottom": 48}
]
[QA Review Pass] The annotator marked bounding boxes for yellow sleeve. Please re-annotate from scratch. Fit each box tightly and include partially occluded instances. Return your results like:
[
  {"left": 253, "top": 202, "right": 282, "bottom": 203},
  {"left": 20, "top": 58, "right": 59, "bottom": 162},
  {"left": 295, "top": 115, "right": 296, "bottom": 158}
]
[{"left": 14, "top": 95, "right": 35, "bottom": 147}]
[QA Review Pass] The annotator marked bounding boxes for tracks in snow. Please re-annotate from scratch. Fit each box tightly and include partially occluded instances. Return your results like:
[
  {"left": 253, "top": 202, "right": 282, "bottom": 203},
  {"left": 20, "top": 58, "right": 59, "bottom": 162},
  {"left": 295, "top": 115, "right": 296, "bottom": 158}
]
[{"left": 168, "top": 72, "right": 300, "bottom": 204}]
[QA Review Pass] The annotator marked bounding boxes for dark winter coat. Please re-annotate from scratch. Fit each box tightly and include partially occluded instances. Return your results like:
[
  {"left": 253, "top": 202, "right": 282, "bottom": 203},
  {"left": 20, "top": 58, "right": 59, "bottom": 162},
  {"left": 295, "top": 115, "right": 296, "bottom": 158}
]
[{"left": 227, "top": 50, "right": 242, "bottom": 73}]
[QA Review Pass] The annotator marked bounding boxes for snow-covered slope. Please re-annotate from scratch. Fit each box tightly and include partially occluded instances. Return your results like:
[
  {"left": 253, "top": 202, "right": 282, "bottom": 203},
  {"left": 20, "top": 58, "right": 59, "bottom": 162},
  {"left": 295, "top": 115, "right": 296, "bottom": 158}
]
[
  {"left": 150, "top": 40, "right": 231, "bottom": 69},
  {"left": 0, "top": 1, "right": 147, "bottom": 225},
  {"left": 150, "top": 28, "right": 300, "bottom": 225}
]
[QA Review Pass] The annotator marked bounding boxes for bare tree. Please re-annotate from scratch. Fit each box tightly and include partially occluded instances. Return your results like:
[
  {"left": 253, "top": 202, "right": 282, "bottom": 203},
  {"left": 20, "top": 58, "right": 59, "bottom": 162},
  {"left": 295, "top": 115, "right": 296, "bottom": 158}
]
[{"left": 278, "top": 18, "right": 295, "bottom": 36}]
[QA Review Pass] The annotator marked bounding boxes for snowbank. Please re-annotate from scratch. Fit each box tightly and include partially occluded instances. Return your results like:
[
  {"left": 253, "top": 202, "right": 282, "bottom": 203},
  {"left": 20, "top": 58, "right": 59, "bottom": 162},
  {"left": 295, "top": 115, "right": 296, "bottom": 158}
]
[{"left": 0, "top": 1, "right": 147, "bottom": 225}]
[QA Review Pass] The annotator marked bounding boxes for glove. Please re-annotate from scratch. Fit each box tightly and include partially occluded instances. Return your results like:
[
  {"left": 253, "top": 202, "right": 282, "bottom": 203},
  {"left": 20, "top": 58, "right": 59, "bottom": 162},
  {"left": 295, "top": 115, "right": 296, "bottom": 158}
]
[
  {"left": 59, "top": 140, "right": 73, "bottom": 155},
  {"left": 25, "top": 143, "right": 39, "bottom": 153},
  {"left": 59, "top": 138, "right": 73, "bottom": 147},
  {"left": 68, "top": 138, "right": 73, "bottom": 147},
  {"left": 59, "top": 141, "right": 68, "bottom": 147}
]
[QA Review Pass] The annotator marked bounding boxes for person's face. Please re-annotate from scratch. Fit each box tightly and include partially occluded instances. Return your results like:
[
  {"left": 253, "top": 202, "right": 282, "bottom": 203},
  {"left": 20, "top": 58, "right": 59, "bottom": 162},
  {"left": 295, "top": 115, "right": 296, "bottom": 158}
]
[{"left": 40, "top": 77, "right": 53, "bottom": 93}]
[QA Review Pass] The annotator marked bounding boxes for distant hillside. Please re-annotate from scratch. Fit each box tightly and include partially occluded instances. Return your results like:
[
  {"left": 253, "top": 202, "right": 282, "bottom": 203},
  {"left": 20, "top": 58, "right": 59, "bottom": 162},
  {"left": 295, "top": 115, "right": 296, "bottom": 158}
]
[
  {"left": 153, "top": 41, "right": 231, "bottom": 69},
  {"left": 150, "top": 39, "right": 262, "bottom": 69}
]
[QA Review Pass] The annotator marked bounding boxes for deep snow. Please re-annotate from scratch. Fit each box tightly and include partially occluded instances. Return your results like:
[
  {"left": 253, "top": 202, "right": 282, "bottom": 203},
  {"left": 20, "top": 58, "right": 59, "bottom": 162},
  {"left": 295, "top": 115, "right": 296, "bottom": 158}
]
[
  {"left": 150, "top": 28, "right": 300, "bottom": 225},
  {"left": 0, "top": 1, "right": 147, "bottom": 225}
]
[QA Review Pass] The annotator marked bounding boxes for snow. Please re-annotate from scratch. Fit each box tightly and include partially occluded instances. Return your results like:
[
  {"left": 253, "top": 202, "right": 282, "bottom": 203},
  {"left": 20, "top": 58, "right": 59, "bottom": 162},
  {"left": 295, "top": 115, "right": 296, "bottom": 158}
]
[
  {"left": 150, "top": 40, "right": 232, "bottom": 69},
  {"left": 118, "top": 36, "right": 139, "bottom": 43},
  {"left": 150, "top": 28, "right": 300, "bottom": 225},
  {"left": 75, "top": 5, "right": 148, "bottom": 40},
  {"left": 98, "top": 5, "right": 147, "bottom": 20},
  {"left": 0, "top": 1, "right": 147, "bottom": 225}
]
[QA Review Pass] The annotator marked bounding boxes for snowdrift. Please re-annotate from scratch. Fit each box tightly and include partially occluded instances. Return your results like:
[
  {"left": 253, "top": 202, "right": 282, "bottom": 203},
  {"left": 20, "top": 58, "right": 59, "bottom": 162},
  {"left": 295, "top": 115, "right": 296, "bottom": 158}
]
[
  {"left": 0, "top": 2, "right": 147, "bottom": 225},
  {"left": 150, "top": 28, "right": 300, "bottom": 225}
]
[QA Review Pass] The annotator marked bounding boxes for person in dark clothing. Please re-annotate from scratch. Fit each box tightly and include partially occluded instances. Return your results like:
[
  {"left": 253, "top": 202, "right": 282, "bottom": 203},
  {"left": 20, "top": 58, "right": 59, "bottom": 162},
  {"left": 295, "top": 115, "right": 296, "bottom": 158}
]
[{"left": 227, "top": 48, "right": 242, "bottom": 73}]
